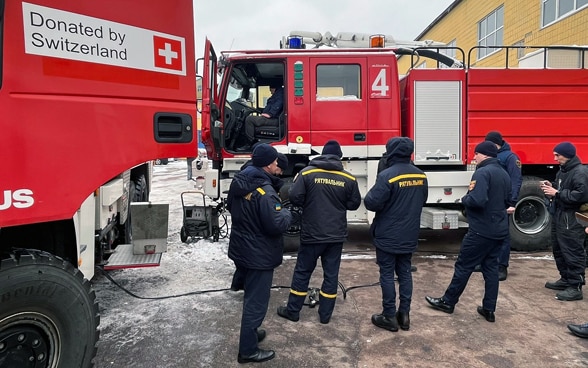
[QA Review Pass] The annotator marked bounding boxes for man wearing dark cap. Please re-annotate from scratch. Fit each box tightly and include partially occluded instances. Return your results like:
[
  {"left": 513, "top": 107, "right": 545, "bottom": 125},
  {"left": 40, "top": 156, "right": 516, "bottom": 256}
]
[
  {"left": 230, "top": 151, "right": 289, "bottom": 292},
  {"left": 239, "top": 81, "right": 284, "bottom": 150},
  {"left": 542, "top": 141, "right": 588, "bottom": 301},
  {"left": 481, "top": 131, "right": 523, "bottom": 281},
  {"left": 227, "top": 143, "right": 292, "bottom": 363},
  {"left": 277, "top": 140, "right": 361, "bottom": 325},
  {"left": 365, "top": 137, "right": 428, "bottom": 332},
  {"left": 426, "top": 141, "right": 512, "bottom": 323}
]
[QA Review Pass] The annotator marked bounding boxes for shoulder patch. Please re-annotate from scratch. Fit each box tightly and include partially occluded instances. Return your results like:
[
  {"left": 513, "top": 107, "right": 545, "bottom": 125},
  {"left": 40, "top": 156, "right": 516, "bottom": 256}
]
[
  {"left": 468, "top": 180, "right": 476, "bottom": 191},
  {"left": 274, "top": 203, "right": 282, "bottom": 211},
  {"left": 515, "top": 159, "right": 522, "bottom": 169}
]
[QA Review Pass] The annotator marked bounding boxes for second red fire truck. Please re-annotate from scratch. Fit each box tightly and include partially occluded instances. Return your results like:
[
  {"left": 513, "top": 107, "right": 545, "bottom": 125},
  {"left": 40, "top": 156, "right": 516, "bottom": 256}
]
[{"left": 199, "top": 33, "right": 588, "bottom": 252}]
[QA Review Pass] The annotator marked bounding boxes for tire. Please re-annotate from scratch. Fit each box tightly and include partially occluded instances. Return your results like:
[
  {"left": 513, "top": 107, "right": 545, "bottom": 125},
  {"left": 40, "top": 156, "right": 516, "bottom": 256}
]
[
  {"left": 180, "top": 226, "right": 188, "bottom": 243},
  {"left": 132, "top": 175, "right": 148, "bottom": 202},
  {"left": 118, "top": 175, "right": 146, "bottom": 245},
  {"left": 0, "top": 250, "right": 99, "bottom": 368},
  {"left": 510, "top": 176, "right": 551, "bottom": 251}
]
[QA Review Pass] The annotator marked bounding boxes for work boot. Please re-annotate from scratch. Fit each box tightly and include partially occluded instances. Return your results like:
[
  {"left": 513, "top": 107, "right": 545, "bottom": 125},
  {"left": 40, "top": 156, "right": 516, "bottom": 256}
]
[
  {"left": 568, "top": 323, "right": 588, "bottom": 338},
  {"left": 498, "top": 266, "right": 508, "bottom": 281},
  {"left": 556, "top": 286, "right": 583, "bottom": 301},
  {"left": 371, "top": 314, "right": 399, "bottom": 332},
  {"left": 396, "top": 311, "right": 410, "bottom": 331},
  {"left": 276, "top": 306, "right": 299, "bottom": 322},
  {"left": 545, "top": 278, "right": 570, "bottom": 290}
]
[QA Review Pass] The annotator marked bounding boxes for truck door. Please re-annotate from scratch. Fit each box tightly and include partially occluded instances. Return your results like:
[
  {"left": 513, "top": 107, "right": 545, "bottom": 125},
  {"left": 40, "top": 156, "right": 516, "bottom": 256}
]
[
  {"left": 201, "top": 39, "right": 220, "bottom": 162},
  {"left": 309, "top": 57, "right": 368, "bottom": 153}
]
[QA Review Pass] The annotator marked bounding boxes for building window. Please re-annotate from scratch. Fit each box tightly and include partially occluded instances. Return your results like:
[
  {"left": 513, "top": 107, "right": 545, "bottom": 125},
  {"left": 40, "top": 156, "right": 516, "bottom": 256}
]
[
  {"left": 440, "top": 39, "right": 457, "bottom": 68},
  {"left": 477, "top": 6, "right": 504, "bottom": 59},
  {"left": 316, "top": 64, "right": 361, "bottom": 100},
  {"left": 542, "top": 0, "right": 588, "bottom": 26}
]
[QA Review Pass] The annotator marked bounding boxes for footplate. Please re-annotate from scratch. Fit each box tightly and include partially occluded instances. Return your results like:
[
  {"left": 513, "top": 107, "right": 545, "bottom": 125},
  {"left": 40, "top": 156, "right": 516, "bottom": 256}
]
[{"left": 103, "top": 244, "right": 162, "bottom": 270}]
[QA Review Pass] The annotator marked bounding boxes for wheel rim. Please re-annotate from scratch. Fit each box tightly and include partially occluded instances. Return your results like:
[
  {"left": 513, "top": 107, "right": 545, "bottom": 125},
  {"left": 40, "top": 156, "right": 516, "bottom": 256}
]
[
  {"left": 0, "top": 312, "right": 60, "bottom": 367},
  {"left": 513, "top": 195, "right": 550, "bottom": 235}
]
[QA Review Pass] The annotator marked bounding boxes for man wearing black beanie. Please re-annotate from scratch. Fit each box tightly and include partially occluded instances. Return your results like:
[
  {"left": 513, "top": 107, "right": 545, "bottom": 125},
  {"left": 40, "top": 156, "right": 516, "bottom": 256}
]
[
  {"left": 426, "top": 141, "right": 512, "bottom": 323},
  {"left": 227, "top": 143, "right": 292, "bottom": 363},
  {"left": 277, "top": 139, "right": 361, "bottom": 325},
  {"left": 480, "top": 131, "right": 523, "bottom": 281},
  {"left": 542, "top": 141, "right": 588, "bottom": 301}
]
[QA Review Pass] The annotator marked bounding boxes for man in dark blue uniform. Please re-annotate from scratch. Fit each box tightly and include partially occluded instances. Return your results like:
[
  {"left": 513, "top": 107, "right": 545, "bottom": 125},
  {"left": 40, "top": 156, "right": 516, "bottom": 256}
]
[
  {"left": 542, "top": 141, "right": 588, "bottom": 301},
  {"left": 230, "top": 152, "right": 289, "bottom": 292},
  {"left": 485, "top": 131, "right": 523, "bottom": 281},
  {"left": 227, "top": 143, "right": 292, "bottom": 363},
  {"left": 365, "top": 137, "right": 428, "bottom": 332},
  {"left": 276, "top": 140, "right": 361, "bottom": 324},
  {"left": 240, "top": 81, "right": 284, "bottom": 149},
  {"left": 426, "top": 141, "right": 512, "bottom": 323}
]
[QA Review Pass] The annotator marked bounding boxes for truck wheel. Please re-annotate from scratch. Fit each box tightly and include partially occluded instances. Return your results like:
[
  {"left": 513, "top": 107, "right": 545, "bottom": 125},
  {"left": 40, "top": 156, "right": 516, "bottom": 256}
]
[
  {"left": 118, "top": 175, "right": 146, "bottom": 245},
  {"left": 180, "top": 226, "right": 188, "bottom": 243},
  {"left": 510, "top": 176, "right": 551, "bottom": 251},
  {"left": 132, "top": 175, "right": 148, "bottom": 202},
  {"left": 0, "top": 250, "right": 99, "bottom": 368}
]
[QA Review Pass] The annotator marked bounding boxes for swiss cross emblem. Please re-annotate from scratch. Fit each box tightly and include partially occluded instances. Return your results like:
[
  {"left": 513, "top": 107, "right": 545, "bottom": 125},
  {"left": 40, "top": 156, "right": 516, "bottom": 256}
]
[{"left": 153, "top": 36, "right": 182, "bottom": 71}]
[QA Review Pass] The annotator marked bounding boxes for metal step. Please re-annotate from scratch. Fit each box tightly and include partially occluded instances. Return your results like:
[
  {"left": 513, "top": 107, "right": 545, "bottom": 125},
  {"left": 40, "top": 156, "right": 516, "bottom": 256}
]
[{"left": 103, "top": 244, "right": 162, "bottom": 270}]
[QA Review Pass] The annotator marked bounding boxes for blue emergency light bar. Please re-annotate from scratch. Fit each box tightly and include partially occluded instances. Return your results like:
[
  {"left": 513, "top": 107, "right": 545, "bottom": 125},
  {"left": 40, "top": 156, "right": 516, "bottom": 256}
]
[{"left": 287, "top": 36, "right": 304, "bottom": 49}]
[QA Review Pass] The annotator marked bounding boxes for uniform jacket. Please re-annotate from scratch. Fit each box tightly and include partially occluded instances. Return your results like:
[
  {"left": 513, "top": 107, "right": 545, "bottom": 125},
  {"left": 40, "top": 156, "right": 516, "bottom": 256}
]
[
  {"left": 289, "top": 155, "right": 361, "bottom": 243},
  {"left": 551, "top": 155, "right": 588, "bottom": 227},
  {"left": 364, "top": 139, "right": 428, "bottom": 254},
  {"left": 227, "top": 166, "right": 292, "bottom": 270},
  {"left": 462, "top": 157, "right": 511, "bottom": 240},
  {"left": 262, "top": 87, "right": 284, "bottom": 118},
  {"left": 497, "top": 141, "right": 523, "bottom": 203}
]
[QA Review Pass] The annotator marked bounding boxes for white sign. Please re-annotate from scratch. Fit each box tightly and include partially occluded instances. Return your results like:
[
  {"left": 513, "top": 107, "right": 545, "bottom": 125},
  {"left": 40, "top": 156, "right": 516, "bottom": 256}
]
[{"left": 22, "top": 2, "right": 186, "bottom": 76}]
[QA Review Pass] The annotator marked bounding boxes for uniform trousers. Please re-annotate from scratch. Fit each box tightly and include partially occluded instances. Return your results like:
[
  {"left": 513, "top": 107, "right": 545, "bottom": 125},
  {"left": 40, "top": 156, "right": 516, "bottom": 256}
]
[
  {"left": 286, "top": 242, "right": 342, "bottom": 322},
  {"left": 375, "top": 248, "right": 413, "bottom": 316},
  {"left": 551, "top": 216, "right": 586, "bottom": 286},
  {"left": 244, "top": 115, "right": 278, "bottom": 141},
  {"left": 443, "top": 231, "right": 502, "bottom": 312},
  {"left": 239, "top": 267, "right": 273, "bottom": 356}
]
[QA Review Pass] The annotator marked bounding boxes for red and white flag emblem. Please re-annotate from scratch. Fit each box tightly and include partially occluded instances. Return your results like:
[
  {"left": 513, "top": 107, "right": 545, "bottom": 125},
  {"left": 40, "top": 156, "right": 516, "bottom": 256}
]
[{"left": 153, "top": 36, "right": 183, "bottom": 71}]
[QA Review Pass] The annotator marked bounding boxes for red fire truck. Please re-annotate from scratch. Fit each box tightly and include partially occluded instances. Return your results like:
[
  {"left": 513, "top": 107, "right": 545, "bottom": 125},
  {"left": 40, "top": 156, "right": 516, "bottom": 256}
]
[
  {"left": 0, "top": 1, "right": 196, "bottom": 366},
  {"left": 199, "top": 34, "right": 588, "bottom": 252}
]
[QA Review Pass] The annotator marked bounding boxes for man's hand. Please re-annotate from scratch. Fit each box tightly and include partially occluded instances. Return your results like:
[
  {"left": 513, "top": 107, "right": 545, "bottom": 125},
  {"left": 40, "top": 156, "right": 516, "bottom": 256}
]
[
  {"left": 261, "top": 113, "right": 270, "bottom": 118},
  {"left": 541, "top": 181, "right": 557, "bottom": 197},
  {"left": 507, "top": 206, "right": 515, "bottom": 215}
]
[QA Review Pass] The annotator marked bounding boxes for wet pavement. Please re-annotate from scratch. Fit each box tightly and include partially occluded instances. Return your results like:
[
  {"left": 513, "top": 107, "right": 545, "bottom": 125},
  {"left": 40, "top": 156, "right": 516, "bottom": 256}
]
[
  {"left": 91, "top": 162, "right": 588, "bottom": 367},
  {"left": 92, "top": 227, "right": 588, "bottom": 367}
]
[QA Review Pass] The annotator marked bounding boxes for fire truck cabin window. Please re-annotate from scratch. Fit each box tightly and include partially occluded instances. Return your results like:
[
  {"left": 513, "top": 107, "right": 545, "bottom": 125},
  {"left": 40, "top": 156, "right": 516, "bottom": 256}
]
[{"left": 316, "top": 64, "right": 361, "bottom": 101}]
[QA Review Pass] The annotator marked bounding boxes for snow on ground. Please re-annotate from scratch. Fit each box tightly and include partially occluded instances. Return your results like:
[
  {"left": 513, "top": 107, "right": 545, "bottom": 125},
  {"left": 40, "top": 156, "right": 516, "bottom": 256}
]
[{"left": 92, "top": 160, "right": 237, "bottom": 367}]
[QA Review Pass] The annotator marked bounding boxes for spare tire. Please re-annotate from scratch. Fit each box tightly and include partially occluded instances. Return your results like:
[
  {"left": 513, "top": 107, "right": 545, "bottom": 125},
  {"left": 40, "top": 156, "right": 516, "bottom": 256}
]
[{"left": 510, "top": 176, "right": 551, "bottom": 251}]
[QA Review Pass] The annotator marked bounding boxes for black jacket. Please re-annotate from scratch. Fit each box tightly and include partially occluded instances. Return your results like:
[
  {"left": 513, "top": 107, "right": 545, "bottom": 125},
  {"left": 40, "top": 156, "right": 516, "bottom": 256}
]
[
  {"left": 462, "top": 157, "right": 511, "bottom": 240},
  {"left": 551, "top": 155, "right": 588, "bottom": 226},
  {"left": 365, "top": 151, "right": 428, "bottom": 254},
  {"left": 288, "top": 154, "right": 361, "bottom": 243},
  {"left": 227, "top": 166, "right": 292, "bottom": 269},
  {"left": 496, "top": 141, "right": 523, "bottom": 203}
]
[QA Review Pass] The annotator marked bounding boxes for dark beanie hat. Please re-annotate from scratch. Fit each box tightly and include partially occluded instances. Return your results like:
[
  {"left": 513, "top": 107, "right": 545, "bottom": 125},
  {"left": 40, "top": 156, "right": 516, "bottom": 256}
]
[
  {"left": 277, "top": 153, "right": 288, "bottom": 170},
  {"left": 252, "top": 143, "right": 278, "bottom": 167},
  {"left": 485, "top": 131, "right": 503, "bottom": 146},
  {"left": 322, "top": 140, "right": 343, "bottom": 158},
  {"left": 553, "top": 141, "right": 576, "bottom": 159},
  {"left": 475, "top": 141, "right": 498, "bottom": 158}
]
